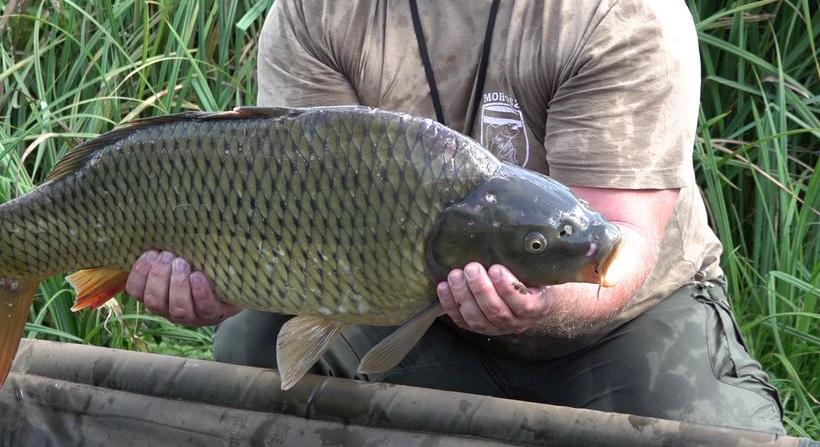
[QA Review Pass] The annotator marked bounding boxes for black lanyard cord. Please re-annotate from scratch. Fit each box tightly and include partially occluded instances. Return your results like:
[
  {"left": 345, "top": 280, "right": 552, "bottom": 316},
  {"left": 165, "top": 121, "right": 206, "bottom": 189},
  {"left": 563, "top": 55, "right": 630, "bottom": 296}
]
[
  {"left": 409, "top": 0, "right": 500, "bottom": 131},
  {"left": 408, "top": 0, "right": 446, "bottom": 125},
  {"left": 466, "top": 0, "right": 500, "bottom": 135}
]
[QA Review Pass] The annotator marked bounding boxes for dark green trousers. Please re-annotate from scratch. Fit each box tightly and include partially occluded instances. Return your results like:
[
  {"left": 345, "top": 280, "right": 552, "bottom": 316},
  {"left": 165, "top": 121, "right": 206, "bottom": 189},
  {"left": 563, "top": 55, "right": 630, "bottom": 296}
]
[{"left": 214, "top": 282, "right": 784, "bottom": 434}]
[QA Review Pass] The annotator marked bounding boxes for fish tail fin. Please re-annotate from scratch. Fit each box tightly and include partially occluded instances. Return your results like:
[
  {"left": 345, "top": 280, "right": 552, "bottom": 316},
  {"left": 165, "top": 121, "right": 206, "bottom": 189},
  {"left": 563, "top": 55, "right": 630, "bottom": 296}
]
[
  {"left": 0, "top": 277, "right": 38, "bottom": 389},
  {"left": 67, "top": 268, "right": 129, "bottom": 312}
]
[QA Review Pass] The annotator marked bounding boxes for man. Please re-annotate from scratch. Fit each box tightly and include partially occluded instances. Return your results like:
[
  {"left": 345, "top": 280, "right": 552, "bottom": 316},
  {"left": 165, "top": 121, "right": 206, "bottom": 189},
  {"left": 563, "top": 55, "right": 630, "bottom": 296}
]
[{"left": 125, "top": 0, "right": 784, "bottom": 433}]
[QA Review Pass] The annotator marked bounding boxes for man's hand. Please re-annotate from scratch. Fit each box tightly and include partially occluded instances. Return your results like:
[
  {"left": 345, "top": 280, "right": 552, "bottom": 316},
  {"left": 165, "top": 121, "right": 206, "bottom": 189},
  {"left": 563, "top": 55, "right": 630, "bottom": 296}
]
[
  {"left": 125, "top": 250, "right": 240, "bottom": 326},
  {"left": 437, "top": 187, "right": 679, "bottom": 338},
  {"left": 437, "top": 262, "right": 551, "bottom": 336}
]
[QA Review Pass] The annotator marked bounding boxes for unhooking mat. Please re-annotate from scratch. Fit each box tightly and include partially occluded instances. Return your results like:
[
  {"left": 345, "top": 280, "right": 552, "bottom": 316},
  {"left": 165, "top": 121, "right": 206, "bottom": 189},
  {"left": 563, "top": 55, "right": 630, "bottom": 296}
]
[{"left": 0, "top": 339, "right": 816, "bottom": 447}]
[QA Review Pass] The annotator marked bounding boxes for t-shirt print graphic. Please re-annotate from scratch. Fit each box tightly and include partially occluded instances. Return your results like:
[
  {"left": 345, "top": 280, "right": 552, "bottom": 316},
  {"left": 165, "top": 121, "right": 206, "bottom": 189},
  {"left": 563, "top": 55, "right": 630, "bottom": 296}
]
[{"left": 479, "top": 92, "right": 530, "bottom": 166}]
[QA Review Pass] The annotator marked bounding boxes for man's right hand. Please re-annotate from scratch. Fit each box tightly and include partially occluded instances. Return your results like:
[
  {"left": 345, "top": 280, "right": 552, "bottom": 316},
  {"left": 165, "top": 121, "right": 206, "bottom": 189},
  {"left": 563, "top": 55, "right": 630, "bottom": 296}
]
[{"left": 125, "top": 250, "right": 240, "bottom": 326}]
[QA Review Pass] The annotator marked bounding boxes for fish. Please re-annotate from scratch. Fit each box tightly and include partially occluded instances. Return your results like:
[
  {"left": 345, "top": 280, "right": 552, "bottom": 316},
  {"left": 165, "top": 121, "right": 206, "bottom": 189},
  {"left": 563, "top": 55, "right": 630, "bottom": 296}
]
[{"left": 0, "top": 106, "right": 624, "bottom": 390}]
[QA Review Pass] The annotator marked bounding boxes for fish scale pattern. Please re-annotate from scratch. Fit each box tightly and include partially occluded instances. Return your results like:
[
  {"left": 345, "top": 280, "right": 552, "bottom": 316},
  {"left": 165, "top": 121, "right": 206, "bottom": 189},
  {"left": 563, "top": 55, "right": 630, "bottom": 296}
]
[{"left": 0, "top": 108, "right": 499, "bottom": 326}]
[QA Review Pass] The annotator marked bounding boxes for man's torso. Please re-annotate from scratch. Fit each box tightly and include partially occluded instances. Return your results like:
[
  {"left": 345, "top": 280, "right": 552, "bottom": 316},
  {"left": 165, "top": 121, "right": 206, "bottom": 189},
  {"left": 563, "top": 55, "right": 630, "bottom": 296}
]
[{"left": 257, "top": 0, "right": 725, "bottom": 359}]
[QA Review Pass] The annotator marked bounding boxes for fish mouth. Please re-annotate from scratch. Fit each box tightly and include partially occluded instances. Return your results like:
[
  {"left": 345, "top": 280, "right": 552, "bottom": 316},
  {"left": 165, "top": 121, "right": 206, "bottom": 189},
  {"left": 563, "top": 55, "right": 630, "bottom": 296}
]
[
  {"left": 596, "top": 237, "right": 624, "bottom": 287},
  {"left": 577, "top": 237, "right": 625, "bottom": 287}
]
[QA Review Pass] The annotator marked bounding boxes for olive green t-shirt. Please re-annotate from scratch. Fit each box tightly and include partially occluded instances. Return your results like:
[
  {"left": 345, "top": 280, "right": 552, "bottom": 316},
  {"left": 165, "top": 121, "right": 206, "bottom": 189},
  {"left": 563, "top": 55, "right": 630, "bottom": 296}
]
[{"left": 255, "top": 0, "right": 725, "bottom": 358}]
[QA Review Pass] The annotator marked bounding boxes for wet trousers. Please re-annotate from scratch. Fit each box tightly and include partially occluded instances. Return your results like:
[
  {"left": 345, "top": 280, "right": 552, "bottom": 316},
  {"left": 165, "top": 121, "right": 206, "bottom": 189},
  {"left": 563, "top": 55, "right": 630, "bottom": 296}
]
[{"left": 214, "top": 282, "right": 784, "bottom": 433}]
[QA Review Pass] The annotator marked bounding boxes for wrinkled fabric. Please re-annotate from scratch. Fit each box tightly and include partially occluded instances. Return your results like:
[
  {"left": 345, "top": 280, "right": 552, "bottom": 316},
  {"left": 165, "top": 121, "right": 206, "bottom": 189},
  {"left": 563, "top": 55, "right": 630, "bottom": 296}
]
[
  {"left": 216, "top": 283, "right": 785, "bottom": 434},
  {"left": 1, "top": 340, "right": 804, "bottom": 446},
  {"left": 256, "top": 0, "right": 725, "bottom": 357}
]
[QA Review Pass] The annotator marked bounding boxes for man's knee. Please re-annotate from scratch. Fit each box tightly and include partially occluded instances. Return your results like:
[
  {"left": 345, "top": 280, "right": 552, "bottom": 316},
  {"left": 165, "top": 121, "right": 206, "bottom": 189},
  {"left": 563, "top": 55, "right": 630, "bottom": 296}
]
[
  {"left": 213, "top": 310, "right": 288, "bottom": 368},
  {"left": 564, "top": 284, "right": 784, "bottom": 433},
  {"left": 624, "top": 285, "right": 784, "bottom": 433}
]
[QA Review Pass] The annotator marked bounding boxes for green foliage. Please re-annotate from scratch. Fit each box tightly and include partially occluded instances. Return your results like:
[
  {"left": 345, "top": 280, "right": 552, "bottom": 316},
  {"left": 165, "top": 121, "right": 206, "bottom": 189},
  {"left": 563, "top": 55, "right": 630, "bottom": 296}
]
[
  {"left": 0, "top": 0, "right": 817, "bottom": 437},
  {"left": 689, "top": 0, "right": 819, "bottom": 437},
  {"left": 0, "top": 0, "right": 266, "bottom": 367}
]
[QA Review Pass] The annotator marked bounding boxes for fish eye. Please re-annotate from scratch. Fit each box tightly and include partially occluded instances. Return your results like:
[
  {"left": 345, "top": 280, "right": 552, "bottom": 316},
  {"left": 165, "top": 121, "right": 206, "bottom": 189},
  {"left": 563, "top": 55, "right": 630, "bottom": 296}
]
[{"left": 524, "top": 232, "right": 547, "bottom": 253}]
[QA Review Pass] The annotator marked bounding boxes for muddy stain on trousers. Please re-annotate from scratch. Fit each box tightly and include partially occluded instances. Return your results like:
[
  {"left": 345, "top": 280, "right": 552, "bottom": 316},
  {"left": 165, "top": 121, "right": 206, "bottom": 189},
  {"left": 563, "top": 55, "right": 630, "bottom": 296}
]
[{"left": 214, "top": 282, "right": 784, "bottom": 434}]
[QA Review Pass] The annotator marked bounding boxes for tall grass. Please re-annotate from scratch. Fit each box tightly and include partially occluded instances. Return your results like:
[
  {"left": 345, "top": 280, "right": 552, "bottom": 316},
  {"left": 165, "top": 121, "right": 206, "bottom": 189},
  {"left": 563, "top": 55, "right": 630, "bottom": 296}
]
[
  {"left": 0, "top": 0, "right": 817, "bottom": 437},
  {"left": 690, "top": 1, "right": 819, "bottom": 437}
]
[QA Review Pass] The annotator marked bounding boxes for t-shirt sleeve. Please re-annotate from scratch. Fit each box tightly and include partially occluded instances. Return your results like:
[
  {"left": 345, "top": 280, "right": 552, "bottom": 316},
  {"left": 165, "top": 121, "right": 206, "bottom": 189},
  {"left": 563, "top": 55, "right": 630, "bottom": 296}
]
[
  {"left": 544, "top": 0, "right": 700, "bottom": 189},
  {"left": 256, "top": 0, "right": 360, "bottom": 107}
]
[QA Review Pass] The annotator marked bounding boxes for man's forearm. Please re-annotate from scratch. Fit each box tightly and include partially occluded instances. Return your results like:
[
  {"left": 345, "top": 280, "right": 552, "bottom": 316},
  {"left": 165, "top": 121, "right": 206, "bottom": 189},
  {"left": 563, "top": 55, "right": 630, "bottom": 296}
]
[{"left": 532, "top": 222, "right": 659, "bottom": 338}]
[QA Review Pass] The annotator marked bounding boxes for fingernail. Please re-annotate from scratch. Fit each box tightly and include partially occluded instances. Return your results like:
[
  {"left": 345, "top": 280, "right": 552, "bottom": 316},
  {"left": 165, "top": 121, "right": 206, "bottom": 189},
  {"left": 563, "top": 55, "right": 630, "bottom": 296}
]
[
  {"left": 143, "top": 251, "right": 159, "bottom": 263},
  {"left": 159, "top": 251, "right": 175, "bottom": 263},
  {"left": 464, "top": 264, "right": 480, "bottom": 280},
  {"left": 488, "top": 265, "right": 502, "bottom": 281},
  {"left": 172, "top": 258, "right": 189, "bottom": 274},
  {"left": 449, "top": 270, "right": 465, "bottom": 286},
  {"left": 190, "top": 272, "right": 207, "bottom": 288}
]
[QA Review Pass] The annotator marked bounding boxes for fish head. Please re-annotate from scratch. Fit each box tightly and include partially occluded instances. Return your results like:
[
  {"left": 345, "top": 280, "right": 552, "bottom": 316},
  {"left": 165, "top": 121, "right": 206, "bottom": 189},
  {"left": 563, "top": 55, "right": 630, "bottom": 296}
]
[{"left": 428, "top": 164, "right": 624, "bottom": 288}]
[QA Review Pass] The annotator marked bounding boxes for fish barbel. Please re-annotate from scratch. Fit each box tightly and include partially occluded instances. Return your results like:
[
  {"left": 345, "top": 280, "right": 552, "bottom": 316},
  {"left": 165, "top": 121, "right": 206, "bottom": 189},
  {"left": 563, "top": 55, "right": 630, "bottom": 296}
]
[{"left": 0, "top": 106, "right": 623, "bottom": 389}]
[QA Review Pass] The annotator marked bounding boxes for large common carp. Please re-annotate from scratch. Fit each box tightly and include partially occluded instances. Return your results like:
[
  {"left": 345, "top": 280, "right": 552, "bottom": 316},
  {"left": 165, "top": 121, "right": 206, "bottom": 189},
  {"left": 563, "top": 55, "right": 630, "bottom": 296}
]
[{"left": 0, "top": 107, "right": 623, "bottom": 390}]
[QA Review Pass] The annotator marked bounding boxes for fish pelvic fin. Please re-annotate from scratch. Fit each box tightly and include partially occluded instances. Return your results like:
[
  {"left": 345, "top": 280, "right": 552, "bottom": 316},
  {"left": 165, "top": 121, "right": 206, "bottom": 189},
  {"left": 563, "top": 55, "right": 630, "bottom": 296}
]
[
  {"left": 0, "top": 277, "right": 38, "bottom": 390},
  {"left": 276, "top": 315, "right": 343, "bottom": 391},
  {"left": 357, "top": 302, "right": 444, "bottom": 375},
  {"left": 67, "top": 268, "right": 128, "bottom": 312}
]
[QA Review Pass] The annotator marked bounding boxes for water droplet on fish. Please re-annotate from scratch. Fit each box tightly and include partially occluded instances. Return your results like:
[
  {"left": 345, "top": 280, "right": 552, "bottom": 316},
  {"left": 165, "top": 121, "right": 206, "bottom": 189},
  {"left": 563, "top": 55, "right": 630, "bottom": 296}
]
[
  {"left": 318, "top": 306, "right": 332, "bottom": 316},
  {"left": 6, "top": 302, "right": 13, "bottom": 308},
  {"left": 492, "top": 221, "right": 501, "bottom": 228},
  {"left": 484, "top": 193, "right": 497, "bottom": 204},
  {"left": 336, "top": 305, "right": 346, "bottom": 313},
  {"left": 467, "top": 219, "right": 476, "bottom": 227}
]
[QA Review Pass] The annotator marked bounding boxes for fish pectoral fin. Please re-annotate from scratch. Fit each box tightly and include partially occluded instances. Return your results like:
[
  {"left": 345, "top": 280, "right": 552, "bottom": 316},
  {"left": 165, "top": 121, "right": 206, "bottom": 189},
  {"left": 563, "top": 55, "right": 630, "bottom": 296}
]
[
  {"left": 276, "top": 315, "right": 343, "bottom": 391},
  {"left": 0, "top": 277, "right": 38, "bottom": 389},
  {"left": 67, "top": 268, "right": 129, "bottom": 312},
  {"left": 357, "top": 302, "right": 444, "bottom": 375}
]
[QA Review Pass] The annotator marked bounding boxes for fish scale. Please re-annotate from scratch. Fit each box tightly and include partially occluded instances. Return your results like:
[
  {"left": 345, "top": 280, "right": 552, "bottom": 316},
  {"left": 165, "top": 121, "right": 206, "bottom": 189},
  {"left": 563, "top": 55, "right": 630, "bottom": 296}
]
[
  {"left": 0, "top": 106, "right": 625, "bottom": 390},
  {"left": 4, "top": 108, "right": 489, "bottom": 324}
]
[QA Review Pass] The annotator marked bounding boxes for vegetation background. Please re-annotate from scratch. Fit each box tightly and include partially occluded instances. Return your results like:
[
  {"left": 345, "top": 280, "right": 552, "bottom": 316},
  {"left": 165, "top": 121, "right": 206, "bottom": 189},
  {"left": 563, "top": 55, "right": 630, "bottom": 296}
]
[{"left": 0, "top": 0, "right": 817, "bottom": 438}]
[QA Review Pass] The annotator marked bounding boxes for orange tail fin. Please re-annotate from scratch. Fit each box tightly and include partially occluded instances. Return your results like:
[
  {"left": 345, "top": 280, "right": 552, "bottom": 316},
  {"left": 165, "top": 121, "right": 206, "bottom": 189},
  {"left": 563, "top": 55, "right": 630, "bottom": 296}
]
[
  {"left": 67, "top": 268, "right": 129, "bottom": 312},
  {"left": 0, "top": 277, "right": 38, "bottom": 390}
]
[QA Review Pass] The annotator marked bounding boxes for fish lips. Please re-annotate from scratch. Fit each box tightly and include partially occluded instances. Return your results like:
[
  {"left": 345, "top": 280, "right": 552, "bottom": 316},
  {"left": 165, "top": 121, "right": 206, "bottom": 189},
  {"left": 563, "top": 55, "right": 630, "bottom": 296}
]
[{"left": 577, "top": 235, "right": 625, "bottom": 287}]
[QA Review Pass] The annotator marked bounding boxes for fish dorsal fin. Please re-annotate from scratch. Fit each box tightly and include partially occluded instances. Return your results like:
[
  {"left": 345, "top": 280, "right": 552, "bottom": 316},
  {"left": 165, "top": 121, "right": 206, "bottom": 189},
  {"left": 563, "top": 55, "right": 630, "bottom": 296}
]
[
  {"left": 227, "top": 106, "right": 302, "bottom": 119},
  {"left": 45, "top": 107, "right": 302, "bottom": 183},
  {"left": 44, "top": 124, "right": 143, "bottom": 182}
]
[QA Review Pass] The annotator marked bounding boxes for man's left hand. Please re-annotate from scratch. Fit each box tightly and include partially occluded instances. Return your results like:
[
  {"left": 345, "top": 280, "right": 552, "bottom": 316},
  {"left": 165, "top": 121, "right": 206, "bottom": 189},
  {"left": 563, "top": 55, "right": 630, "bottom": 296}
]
[{"left": 437, "top": 262, "right": 551, "bottom": 336}]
